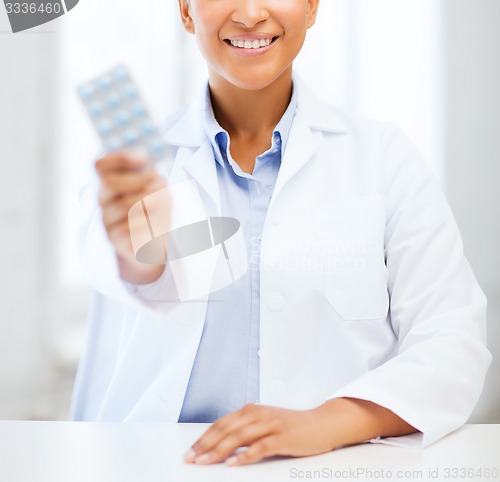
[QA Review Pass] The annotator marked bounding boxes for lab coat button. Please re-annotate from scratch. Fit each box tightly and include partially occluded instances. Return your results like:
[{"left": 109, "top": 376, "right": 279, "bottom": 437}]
[
  {"left": 270, "top": 214, "right": 280, "bottom": 226},
  {"left": 268, "top": 293, "right": 285, "bottom": 311},
  {"left": 268, "top": 379, "right": 286, "bottom": 396}
]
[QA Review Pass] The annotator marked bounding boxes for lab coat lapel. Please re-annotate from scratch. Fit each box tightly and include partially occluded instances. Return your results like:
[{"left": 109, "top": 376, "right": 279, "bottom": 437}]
[
  {"left": 163, "top": 87, "right": 221, "bottom": 216},
  {"left": 180, "top": 141, "right": 221, "bottom": 216},
  {"left": 268, "top": 73, "right": 349, "bottom": 211},
  {"left": 269, "top": 113, "right": 319, "bottom": 212}
]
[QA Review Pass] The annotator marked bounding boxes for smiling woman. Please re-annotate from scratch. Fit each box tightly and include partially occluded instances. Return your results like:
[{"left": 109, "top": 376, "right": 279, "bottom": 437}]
[
  {"left": 178, "top": 0, "right": 318, "bottom": 91},
  {"left": 67, "top": 0, "right": 494, "bottom": 470},
  {"left": 0, "top": 0, "right": 496, "bottom": 437},
  {"left": 174, "top": 0, "right": 322, "bottom": 176}
]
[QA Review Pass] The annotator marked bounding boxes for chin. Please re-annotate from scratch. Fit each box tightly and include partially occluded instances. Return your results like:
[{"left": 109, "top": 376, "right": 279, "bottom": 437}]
[{"left": 221, "top": 65, "right": 293, "bottom": 92}]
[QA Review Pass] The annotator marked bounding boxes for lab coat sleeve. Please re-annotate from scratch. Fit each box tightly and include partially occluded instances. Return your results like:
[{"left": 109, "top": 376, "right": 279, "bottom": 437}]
[
  {"left": 78, "top": 172, "right": 181, "bottom": 312},
  {"left": 326, "top": 124, "right": 492, "bottom": 449}
]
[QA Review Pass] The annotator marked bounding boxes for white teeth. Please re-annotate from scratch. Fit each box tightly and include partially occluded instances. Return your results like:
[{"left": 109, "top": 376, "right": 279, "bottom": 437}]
[{"left": 229, "top": 38, "right": 274, "bottom": 49}]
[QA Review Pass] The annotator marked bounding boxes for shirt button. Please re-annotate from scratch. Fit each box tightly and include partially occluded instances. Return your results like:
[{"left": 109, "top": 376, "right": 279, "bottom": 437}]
[
  {"left": 268, "top": 292, "right": 285, "bottom": 311},
  {"left": 268, "top": 379, "right": 286, "bottom": 396}
]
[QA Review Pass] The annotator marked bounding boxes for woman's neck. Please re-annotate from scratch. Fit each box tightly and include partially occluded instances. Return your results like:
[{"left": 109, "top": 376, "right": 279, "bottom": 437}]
[{"left": 208, "top": 68, "right": 293, "bottom": 141}]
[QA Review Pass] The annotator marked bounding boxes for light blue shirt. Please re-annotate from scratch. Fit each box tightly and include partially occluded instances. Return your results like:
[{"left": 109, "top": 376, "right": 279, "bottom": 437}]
[{"left": 178, "top": 84, "right": 297, "bottom": 423}]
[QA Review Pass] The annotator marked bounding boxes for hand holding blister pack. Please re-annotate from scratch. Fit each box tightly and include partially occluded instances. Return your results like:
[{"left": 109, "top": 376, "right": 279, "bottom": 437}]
[
  {"left": 78, "top": 66, "right": 248, "bottom": 301},
  {"left": 78, "top": 65, "right": 167, "bottom": 163}
]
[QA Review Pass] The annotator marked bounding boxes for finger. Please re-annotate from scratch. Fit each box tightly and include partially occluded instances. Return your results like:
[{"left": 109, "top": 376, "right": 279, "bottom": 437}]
[
  {"left": 99, "top": 170, "right": 157, "bottom": 207},
  {"left": 192, "top": 421, "right": 275, "bottom": 465},
  {"left": 106, "top": 222, "right": 134, "bottom": 259},
  {"left": 185, "top": 404, "right": 260, "bottom": 462},
  {"left": 225, "top": 435, "right": 277, "bottom": 466},
  {"left": 101, "top": 192, "right": 152, "bottom": 230},
  {"left": 101, "top": 203, "right": 128, "bottom": 231},
  {"left": 145, "top": 176, "right": 169, "bottom": 197},
  {"left": 95, "top": 149, "right": 148, "bottom": 175},
  {"left": 98, "top": 172, "right": 160, "bottom": 209},
  {"left": 99, "top": 172, "right": 166, "bottom": 209}
]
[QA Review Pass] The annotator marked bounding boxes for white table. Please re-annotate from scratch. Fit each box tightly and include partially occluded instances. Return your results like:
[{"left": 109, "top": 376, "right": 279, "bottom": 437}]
[{"left": 0, "top": 422, "right": 498, "bottom": 482}]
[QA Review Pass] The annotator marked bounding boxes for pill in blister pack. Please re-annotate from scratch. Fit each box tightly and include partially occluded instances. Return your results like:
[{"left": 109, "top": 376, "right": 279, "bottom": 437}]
[{"left": 77, "top": 65, "right": 166, "bottom": 163}]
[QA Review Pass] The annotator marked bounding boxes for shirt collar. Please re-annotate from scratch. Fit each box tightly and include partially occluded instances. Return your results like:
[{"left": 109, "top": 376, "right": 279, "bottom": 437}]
[
  {"left": 203, "top": 82, "right": 298, "bottom": 167},
  {"left": 162, "top": 70, "right": 349, "bottom": 149}
]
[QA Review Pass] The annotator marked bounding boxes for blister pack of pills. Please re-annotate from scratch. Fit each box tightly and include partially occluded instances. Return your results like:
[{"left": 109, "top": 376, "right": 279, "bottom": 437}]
[{"left": 77, "top": 65, "right": 166, "bottom": 163}]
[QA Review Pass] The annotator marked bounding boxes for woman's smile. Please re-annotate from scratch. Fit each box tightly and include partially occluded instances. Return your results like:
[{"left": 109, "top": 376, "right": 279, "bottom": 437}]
[{"left": 223, "top": 35, "right": 280, "bottom": 57}]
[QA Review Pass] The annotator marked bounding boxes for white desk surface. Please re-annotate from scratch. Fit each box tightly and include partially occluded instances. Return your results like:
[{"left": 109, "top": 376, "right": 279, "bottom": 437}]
[{"left": 0, "top": 422, "right": 498, "bottom": 482}]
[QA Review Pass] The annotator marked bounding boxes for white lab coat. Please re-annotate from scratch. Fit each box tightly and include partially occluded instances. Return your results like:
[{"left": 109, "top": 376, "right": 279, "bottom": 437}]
[{"left": 71, "top": 74, "right": 491, "bottom": 449}]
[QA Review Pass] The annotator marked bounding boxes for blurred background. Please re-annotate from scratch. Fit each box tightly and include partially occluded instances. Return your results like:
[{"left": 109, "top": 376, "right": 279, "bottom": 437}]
[{"left": 0, "top": 0, "right": 498, "bottom": 422}]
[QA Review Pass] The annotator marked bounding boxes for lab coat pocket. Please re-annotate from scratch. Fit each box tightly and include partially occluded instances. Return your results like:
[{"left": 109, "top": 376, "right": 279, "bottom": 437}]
[{"left": 312, "top": 195, "right": 389, "bottom": 321}]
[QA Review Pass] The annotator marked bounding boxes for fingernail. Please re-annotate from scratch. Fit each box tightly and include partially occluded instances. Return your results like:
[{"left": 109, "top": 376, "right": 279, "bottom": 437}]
[
  {"left": 226, "top": 456, "right": 239, "bottom": 466},
  {"left": 194, "top": 453, "right": 211, "bottom": 464},
  {"left": 184, "top": 449, "right": 196, "bottom": 462}
]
